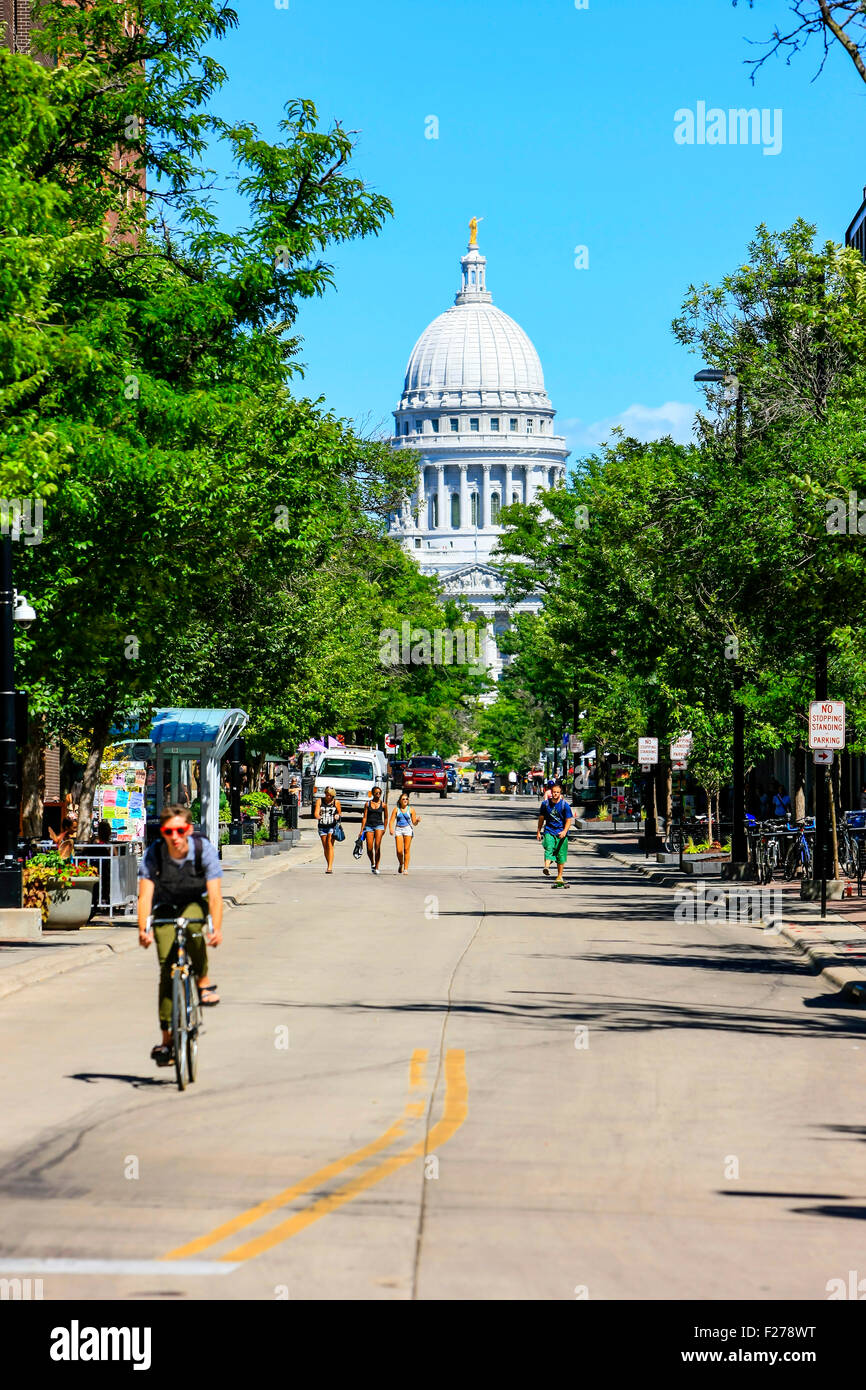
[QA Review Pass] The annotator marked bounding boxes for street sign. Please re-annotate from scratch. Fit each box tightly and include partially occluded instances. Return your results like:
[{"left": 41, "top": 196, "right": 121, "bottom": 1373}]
[
  {"left": 640, "top": 763, "right": 652, "bottom": 773},
  {"left": 638, "top": 737, "right": 658, "bottom": 764},
  {"left": 809, "top": 700, "right": 845, "bottom": 750},
  {"left": 670, "top": 732, "right": 693, "bottom": 761},
  {"left": 813, "top": 748, "right": 834, "bottom": 766},
  {"left": 672, "top": 759, "right": 688, "bottom": 771}
]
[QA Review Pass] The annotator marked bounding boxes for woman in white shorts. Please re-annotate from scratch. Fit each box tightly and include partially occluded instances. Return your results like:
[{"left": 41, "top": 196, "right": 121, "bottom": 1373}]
[{"left": 389, "top": 792, "right": 421, "bottom": 874}]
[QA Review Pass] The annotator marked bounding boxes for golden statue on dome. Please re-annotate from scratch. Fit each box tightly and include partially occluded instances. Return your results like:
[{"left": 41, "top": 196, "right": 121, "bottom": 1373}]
[{"left": 468, "top": 216, "right": 481, "bottom": 247}]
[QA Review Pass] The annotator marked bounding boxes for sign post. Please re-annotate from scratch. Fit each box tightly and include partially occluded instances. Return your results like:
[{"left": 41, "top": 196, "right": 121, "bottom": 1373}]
[
  {"left": 809, "top": 698, "right": 846, "bottom": 918},
  {"left": 638, "top": 738, "right": 659, "bottom": 858}
]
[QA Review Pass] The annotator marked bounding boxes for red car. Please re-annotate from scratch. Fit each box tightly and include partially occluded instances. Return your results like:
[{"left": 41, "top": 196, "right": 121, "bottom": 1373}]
[{"left": 402, "top": 756, "right": 448, "bottom": 798}]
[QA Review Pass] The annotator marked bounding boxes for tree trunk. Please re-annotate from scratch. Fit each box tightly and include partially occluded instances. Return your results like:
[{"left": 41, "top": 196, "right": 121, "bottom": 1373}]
[
  {"left": 830, "top": 758, "right": 842, "bottom": 880},
  {"left": 20, "top": 714, "right": 45, "bottom": 838},
  {"left": 704, "top": 787, "right": 714, "bottom": 846},
  {"left": 655, "top": 761, "right": 672, "bottom": 835},
  {"left": 793, "top": 743, "right": 806, "bottom": 823},
  {"left": 77, "top": 712, "right": 112, "bottom": 844}
]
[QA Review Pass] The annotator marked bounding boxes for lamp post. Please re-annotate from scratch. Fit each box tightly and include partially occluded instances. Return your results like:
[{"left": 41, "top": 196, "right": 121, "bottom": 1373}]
[
  {"left": 228, "top": 735, "right": 244, "bottom": 846},
  {"left": 695, "top": 367, "right": 748, "bottom": 875},
  {"left": 0, "top": 532, "right": 36, "bottom": 907}
]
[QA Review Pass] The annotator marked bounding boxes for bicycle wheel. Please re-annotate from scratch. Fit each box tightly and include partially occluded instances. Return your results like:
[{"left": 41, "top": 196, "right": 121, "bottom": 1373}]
[
  {"left": 187, "top": 977, "right": 200, "bottom": 1084},
  {"left": 171, "top": 972, "right": 189, "bottom": 1092},
  {"left": 764, "top": 846, "right": 775, "bottom": 885},
  {"left": 783, "top": 841, "right": 799, "bottom": 881}
]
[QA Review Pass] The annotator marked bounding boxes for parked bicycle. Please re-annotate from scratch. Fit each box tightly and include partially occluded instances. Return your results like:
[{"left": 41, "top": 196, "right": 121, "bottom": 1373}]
[{"left": 783, "top": 822, "right": 814, "bottom": 881}]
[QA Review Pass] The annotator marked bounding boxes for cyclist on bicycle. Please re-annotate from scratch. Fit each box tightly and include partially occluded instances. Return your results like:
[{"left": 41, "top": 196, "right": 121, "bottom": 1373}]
[{"left": 138, "top": 804, "right": 223, "bottom": 1066}]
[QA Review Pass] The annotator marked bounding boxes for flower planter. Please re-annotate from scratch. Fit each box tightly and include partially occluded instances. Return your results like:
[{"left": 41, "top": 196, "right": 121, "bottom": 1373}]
[{"left": 45, "top": 877, "right": 98, "bottom": 930}]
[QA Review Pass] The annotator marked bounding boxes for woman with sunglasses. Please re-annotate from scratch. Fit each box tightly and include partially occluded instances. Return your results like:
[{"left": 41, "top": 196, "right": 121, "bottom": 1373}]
[
  {"left": 388, "top": 792, "right": 421, "bottom": 874},
  {"left": 359, "top": 785, "right": 386, "bottom": 873},
  {"left": 314, "top": 785, "right": 342, "bottom": 873},
  {"left": 137, "top": 804, "right": 224, "bottom": 1067}
]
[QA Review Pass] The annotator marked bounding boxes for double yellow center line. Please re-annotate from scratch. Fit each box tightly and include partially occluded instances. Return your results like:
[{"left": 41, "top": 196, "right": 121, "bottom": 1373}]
[{"left": 162, "top": 1047, "right": 467, "bottom": 1265}]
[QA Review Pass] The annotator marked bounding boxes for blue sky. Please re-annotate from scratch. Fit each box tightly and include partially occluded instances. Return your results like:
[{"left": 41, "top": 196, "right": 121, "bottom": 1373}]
[{"left": 206, "top": 0, "right": 864, "bottom": 460}]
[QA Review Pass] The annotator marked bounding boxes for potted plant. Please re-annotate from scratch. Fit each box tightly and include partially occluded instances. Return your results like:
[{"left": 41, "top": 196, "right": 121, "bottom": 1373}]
[{"left": 23, "top": 852, "right": 99, "bottom": 930}]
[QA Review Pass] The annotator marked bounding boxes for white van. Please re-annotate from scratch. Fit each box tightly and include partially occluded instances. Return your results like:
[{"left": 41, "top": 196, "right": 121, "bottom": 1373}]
[{"left": 311, "top": 746, "right": 389, "bottom": 814}]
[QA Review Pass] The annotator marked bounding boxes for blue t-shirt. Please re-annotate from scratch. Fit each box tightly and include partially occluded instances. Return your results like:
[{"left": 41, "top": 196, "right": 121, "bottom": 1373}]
[
  {"left": 139, "top": 835, "right": 222, "bottom": 881},
  {"left": 540, "top": 798, "right": 573, "bottom": 834}
]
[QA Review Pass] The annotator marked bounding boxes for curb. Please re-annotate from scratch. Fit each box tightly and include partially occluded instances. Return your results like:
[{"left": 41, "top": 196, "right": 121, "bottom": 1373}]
[
  {"left": 0, "top": 839, "right": 320, "bottom": 1002},
  {"left": 579, "top": 836, "right": 866, "bottom": 1002}
]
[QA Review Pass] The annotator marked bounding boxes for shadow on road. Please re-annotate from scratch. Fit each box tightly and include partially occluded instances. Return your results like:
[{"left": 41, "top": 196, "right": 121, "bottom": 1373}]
[{"left": 66, "top": 1073, "right": 172, "bottom": 1089}]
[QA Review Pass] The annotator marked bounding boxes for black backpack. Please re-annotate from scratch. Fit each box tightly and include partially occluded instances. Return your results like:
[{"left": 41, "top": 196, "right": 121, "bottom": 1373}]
[{"left": 151, "top": 832, "right": 205, "bottom": 883}]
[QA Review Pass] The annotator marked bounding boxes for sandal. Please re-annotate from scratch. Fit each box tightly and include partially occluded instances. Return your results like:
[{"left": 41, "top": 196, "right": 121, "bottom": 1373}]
[
  {"left": 199, "top": 985, "right": 220, "bottom": 1006},
  {"left": 151, "top": 1043, "right": 174, "bottom": 1066}
]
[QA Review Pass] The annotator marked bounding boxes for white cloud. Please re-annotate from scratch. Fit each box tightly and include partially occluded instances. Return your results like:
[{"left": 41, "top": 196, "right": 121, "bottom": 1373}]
[{"left": 560, "top": 401, "right": 696, "bottom": 452}]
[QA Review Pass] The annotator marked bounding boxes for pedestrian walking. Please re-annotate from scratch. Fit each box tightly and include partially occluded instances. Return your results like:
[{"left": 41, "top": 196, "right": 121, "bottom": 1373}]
[
  {"left": 771, "top": 781, "right": 791, "bottom": 820},
  {"left": 360, "top": 785, "right": 386, "bottom": 873},
  {"left": 389, "top": 792, "right": 421, "bottom": 874},
  {"left": 508, "top": 769, "right": 518, "bottom": 796},
  {"left": 536, "top": 781, "right": 575, "bottom": 888},
  {"left": 314, "top": 786, "right": 343, "bottom": 874}
]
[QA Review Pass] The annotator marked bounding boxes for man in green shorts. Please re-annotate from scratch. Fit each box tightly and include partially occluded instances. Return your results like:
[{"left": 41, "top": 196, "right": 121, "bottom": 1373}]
[{"left": 536, "top": 781, "right": 575, "bottom": 888}]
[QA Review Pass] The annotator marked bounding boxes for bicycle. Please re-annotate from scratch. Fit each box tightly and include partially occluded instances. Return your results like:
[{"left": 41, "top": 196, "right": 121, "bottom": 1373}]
[
  {"left": 783, "top": 823, "right": 814, "bottom": 881},
  {"left": 148, "top": 913, "right": 211, "bottom": 1091}
]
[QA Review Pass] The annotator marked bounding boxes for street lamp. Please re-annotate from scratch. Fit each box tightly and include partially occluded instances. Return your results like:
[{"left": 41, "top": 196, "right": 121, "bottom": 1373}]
[{"left": 695, "top": 366, "right": 748, "bottom": 875}]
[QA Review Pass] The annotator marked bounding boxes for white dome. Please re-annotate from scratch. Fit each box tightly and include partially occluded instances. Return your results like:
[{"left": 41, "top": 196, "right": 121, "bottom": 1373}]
[
  {"left": 397, "top": 243, "right": 552, "bottom": 412},
  {"left": 402, "top": 303, "right": 550, "bottom": 408}
]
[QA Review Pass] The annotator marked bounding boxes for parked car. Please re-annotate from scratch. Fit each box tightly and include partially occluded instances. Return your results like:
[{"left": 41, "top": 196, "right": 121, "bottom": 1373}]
[{"left": 402, "top": 755, "right": 448, "bottom": 798}]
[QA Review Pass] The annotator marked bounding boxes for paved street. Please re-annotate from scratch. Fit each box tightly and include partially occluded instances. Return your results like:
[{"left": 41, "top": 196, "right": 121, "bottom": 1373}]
[{"left": 1, "top": 795, "right": 865, "bottom": 1301}]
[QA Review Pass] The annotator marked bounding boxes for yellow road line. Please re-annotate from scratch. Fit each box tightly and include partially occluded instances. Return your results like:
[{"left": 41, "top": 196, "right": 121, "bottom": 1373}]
[
  {"left": 162, "top": 1050, "right": 432, "bottom": 1263},
  {"left": 220, "top": 1049, "right": 467, "bottom": 1263},
  {"left": 409, "top": 1048, "right": 428, "bottom": 1089}
]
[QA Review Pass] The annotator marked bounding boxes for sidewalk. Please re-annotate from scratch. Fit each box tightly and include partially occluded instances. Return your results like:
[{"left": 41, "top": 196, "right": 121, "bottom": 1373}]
[
  {"left": 0, "top": 833, "right": 319, "bottom": 1002},
  {"left": 576, "top": 822, "right": 866, "bottom": 1000}
]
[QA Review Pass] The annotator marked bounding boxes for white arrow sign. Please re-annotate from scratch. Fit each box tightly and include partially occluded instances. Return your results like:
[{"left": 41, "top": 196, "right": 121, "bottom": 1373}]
[{"left": 813, "top": 748, "right": 834, "bottom": 766}]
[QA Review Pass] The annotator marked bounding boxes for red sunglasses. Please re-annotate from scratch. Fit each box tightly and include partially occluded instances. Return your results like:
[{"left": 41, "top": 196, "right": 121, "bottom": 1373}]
[{"left": 161, "top": 826, "right": 190, "bottom": 838}]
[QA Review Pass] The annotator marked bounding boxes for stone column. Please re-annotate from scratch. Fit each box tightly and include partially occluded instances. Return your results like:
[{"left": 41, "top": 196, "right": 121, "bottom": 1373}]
[
  {"left": 482, "top": 463, "right": 492, "bottom": 529},
  {"left": 525, "top": 466, "right": 535, "bottom": 504},
  {"left": 416, "top": 468, "right": 426, "bottom": 527},
  {"left": 437, "top": 463, "right": 448, "bottom": 530},
  {"left": 459, "top": 463, "right": 469, "bottom": 529},
  {"left": 505, "top": 463, "right": 513, "bottom": 509}
]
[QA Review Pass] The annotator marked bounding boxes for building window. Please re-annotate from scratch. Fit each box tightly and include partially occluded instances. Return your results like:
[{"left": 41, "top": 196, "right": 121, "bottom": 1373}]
[
  {"left": 512, "top": 490, "right": 520, "bottom": 506},
  {"left": 490, "top": 418, "right": 500, "bottom": 431},
  {"left": 491, "top": 492, "right": 501, "bottom": 524},
  {"left": 451, "top": 493, "right": 460, "bottom": 528},
  {"left": 471, "top": 493, "right": 480, "bottom": 526},
  {"left": 431, "top": 418, "right": 439, "bottom": 433},
  {"left": 414, "top": 537, "right": 421, "bottom": 548},
  {"left": 509, "top": 418, "right": 518, "bottom": 431},
  {"left": 416, "top": 420, "right": 424, "bottom": 433},
  {"left": 431, "top": 494, "right": 439, "bottom": 527},
  {"left": 470, "top": 418, "right": 479, "bottom": 432},
  {"left": 404, "top": 421, "right": 410, "bottom": 435},
  {"left": 450, "top": 418, "right": 459, "bottom": 432},
  {"left": 526, "top": 419, "right": 533, "bottom": 433}
]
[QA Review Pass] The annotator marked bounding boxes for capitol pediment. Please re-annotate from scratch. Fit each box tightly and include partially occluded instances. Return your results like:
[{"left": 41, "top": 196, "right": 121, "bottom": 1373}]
[{"left": 440, "top": 564, "right": 503, "bottom": 596}]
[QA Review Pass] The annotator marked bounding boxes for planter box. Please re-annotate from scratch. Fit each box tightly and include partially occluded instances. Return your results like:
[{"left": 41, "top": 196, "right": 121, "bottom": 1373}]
[
  {"left": 45, "top": 877, "right": 98, "bottom": 930},
  {"left": 656, "top": 852, "right": 680, "bottom": 865},
  {"left": 682, "top": 860, "right": 725, "bottom": 877}
]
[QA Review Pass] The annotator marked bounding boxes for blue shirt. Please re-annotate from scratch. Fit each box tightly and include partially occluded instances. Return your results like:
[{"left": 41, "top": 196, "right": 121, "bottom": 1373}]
[
  {"left": 139, "top": 835, "right": 222, "bottom": 881},
  {"left": 540, "top": 798, "right": 573, "bottom": 834}
]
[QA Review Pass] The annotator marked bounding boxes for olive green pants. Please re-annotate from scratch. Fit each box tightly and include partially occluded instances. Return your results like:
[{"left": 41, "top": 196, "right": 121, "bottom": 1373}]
[{"left": 153, "top": 900, "right": 208, "bottom": 1031}]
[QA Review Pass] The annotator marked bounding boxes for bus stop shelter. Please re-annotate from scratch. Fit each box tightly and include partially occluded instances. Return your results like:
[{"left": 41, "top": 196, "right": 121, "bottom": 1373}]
[{"left": 148, "top": 708, "right": 248, "bottom": 845}]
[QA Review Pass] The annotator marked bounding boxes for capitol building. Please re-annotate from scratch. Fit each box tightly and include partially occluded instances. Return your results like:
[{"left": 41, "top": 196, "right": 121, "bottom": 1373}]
[{"left": 390, "top": 223, "right": 569, "bottom": 684}]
